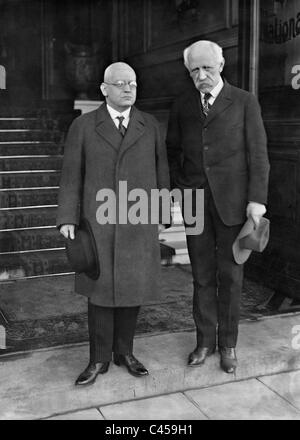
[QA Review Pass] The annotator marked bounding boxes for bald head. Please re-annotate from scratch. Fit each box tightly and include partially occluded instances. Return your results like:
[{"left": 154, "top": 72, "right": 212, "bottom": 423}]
[
  {"left": 101, "top": 62, "right": 137, "bottom": 112},
  {"left": 104, "top": 62, "right": 136, "bottom": 83}
]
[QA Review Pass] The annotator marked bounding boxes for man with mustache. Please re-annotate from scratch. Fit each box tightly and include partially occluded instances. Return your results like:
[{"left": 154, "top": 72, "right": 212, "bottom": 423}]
[{"left": 166, "top": 40, "right": 270, "bottom": 373}]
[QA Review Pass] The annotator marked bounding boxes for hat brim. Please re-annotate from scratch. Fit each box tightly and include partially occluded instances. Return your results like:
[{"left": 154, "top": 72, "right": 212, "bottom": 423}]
[
  {"left": 232, "top": 218, "right": 255, "bottom": 265},
  {"left": 65, "top": 218, "right": 100, "bottom": 280},
  {"left": 81, "top": 218, "right": 100, "bottom": 280}
]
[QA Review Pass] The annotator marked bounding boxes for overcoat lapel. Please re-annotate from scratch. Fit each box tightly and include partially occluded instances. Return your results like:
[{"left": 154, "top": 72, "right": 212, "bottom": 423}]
[
  {"left": 94, "top": 104, "right": 146, "bottom": 156},
  {"left": 118, "top": 106, "right": 146, "bottom": 158},
  {"left": 188, "top": 88, "right": 206, "bottom": 124},
  {"left": 204, "top": 81, "right": 233, "bottom": 126},
  {"left": 95, "top": 104, "right": 122, "bottom": 151}
]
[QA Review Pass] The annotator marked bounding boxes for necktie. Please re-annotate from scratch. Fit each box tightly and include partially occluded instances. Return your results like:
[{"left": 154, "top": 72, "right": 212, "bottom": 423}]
[
  {"left": 202, "top": 93, "right": 212, "bottom": 117},
  {"left": 117, "top": 116, "right": 126, "bottom": 136}
]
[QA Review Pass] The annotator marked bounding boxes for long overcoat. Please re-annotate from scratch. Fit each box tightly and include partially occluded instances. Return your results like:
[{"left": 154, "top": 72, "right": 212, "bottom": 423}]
[{"left": 57, "top": 104, "right": 170, "bottom": 307}]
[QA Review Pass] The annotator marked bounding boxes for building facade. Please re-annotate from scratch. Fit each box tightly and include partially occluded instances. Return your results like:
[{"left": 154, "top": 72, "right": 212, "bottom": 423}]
[{"left": 0, "top": 0, "right": 299, "bottom": 304}]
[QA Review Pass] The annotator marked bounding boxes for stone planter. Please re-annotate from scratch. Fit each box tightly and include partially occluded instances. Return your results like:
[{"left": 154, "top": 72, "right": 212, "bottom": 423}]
[{"left": 64, "top": 43, "right": 101, "bottom": 100}]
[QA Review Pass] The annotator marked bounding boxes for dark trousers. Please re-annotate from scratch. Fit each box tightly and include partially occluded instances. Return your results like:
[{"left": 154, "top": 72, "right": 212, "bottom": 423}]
[
  {"left": 88, "top": 300, "right": 140, "bottom": 363},
  {"left": 185, "top": 187, "right": 244, "bottom": 348}
]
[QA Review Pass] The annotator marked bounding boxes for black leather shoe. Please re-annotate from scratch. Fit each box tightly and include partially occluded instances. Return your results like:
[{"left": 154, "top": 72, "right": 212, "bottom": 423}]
[
  {"left": 188, "top": 346, "right": 216, "bottom": 367},
  {"left": 75, "top": 361, "right": 110, "bottom": 386},
  {"left": 114, "top": 353, "right": 149, "bottom": 377},
  {"left": 219, "top": 347, "right": 237, "bottom": 374}
]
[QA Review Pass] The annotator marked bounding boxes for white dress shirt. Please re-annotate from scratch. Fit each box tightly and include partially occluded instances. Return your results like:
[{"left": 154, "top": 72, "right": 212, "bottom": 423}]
[
  {"left": 200, "top": 78, "right": 224, "bottom": 107},
  {"left": 106, "top": 104, "right": 131, "bottom": 129}
]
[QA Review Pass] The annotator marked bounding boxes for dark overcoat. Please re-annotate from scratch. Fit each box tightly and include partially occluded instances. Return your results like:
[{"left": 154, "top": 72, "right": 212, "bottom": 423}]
[
  {"left": 57, "top": 104, "right": 170, "bottom": 307},
  {"left": 166, "top": 80, "right": 270, "bottom": 226}
]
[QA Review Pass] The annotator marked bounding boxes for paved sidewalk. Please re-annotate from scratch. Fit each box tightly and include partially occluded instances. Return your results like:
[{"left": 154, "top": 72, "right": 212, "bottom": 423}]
[
  {"left": 46, "top": 370, "right": 300, "bottom": 420},
  {"left": 0, "top": 312, "right": 300, "bottom": 420}
]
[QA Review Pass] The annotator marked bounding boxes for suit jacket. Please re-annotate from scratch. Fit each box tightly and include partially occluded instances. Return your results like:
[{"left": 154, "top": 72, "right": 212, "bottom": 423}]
[
  {"left": 57, "top": 104, "right": 170, "bottom": 307},
  {"left": 166, "top": 80, "right": 270, "bottom": 226}
]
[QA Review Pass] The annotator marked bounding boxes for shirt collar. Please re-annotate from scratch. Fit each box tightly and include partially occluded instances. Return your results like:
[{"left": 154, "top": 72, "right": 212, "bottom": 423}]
[
  {"left": 200, "top": 78, "right": 224, "bottom": 99},
  {"left": 106, "top": 104, "right": 131, "bottom": 121}
]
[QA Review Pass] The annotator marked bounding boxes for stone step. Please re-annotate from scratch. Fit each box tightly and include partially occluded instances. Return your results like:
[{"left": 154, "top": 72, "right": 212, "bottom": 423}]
[
  {"left": 44, "top": 114, "right": 78, "bottom": 132},
  {"left": 160, "top": 227, "right": 185, "bottom": 243},
  {"left": 0, "top": 227, "right": 63, "bottom": 252},
  {"left": 0, "top": 242, "right": 176, "bottom": 281},
  {"left": 0, "top": 228, "right": 181, "bottom": 255},
  {"left": 0, "top": 248, "right": 71, "bottom": 280},
  {"left": 0, "top": 171, "right": 61, "bottom": 188},
  {"left": 0, "top": 105, "right": 38, "bottom": 118},
  {"left": 0, "top": 142, "right": 64, "bottom": 156},
  {"left": 0, "top": 156, "right": 63, "bottom": 171},
  {"left": 164, "top": 240, "right": 187, "bottom": 251},
  {"left": 0, "top": 130, "right": 63, "bottom": 142},
  {"left": 0, "top": 117, "right": 72, "bottom": 131},
  {"left": 171, "top": 253, "right": 190, "bottom": 265},
  {"left": 0, "top": 118, "right": 42, "bottom": 129},
  {"left": 0, "top": 103, "right": 79, "bottom": 118},
  {"left": 0, "top": 188, "right": 58, "bottom": 208},
  {"left": 0, "top": 206, "right": 57, "bottom": 229}
]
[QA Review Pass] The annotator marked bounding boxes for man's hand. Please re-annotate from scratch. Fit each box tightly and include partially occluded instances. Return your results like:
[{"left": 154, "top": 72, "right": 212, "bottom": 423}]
[
  {"left": 246, "top": 202, "right": 266, "bottom": 229},
  {"left": 158, "top": 224, "right": 166, "bottom": 234},
  {"left": 60, "top": 224, "right": 75, "bottom": 240}
]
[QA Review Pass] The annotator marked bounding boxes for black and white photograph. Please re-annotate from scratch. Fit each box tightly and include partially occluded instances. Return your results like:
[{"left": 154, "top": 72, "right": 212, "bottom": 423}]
[{"left": 0, "top": 0, "right": 300, "bottom": 423}]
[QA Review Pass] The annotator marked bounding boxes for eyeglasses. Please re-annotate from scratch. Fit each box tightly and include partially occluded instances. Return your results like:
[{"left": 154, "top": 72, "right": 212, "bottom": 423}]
[{"left": 104, "top": 80, "right": 137, "bottom": 89}]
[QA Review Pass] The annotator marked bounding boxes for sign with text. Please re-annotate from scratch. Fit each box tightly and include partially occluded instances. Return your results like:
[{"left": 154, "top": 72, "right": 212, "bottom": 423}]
[
  {"left": 260, "top": 0, "right": 300, "bottom": 89},
  {"left": 0, "top": 65, "right": 6, "bottom": 89}
]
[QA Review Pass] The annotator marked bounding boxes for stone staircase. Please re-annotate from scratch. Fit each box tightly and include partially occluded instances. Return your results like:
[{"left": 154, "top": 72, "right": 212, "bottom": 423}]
[
  {"left": 159, "top": 208, "right": 189, "bottom": 265},
  {"left": 0, "top": 112, "right": 75, "bottom": 281},
  {"left": 0, "top": 110, "right": 189, "bottom": 283}
]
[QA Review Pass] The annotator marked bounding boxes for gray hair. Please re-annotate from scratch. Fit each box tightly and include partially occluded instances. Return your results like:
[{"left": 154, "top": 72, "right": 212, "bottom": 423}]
[{"left": 183, "top": 40, "right": 224, "bottom": 70}]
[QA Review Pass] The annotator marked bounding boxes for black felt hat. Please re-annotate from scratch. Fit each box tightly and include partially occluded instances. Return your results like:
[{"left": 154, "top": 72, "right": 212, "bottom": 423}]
[{"left": 65, "top": 218, "right": 100, "bottom": 280}]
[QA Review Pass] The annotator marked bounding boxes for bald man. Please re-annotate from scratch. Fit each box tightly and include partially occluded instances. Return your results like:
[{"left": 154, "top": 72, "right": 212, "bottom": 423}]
[
  {"left": 166, "top": 41, "right": 270, "bottom": 373},
  {"left": 57, "top": 62, "right": 170, "bottom": 385}
]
